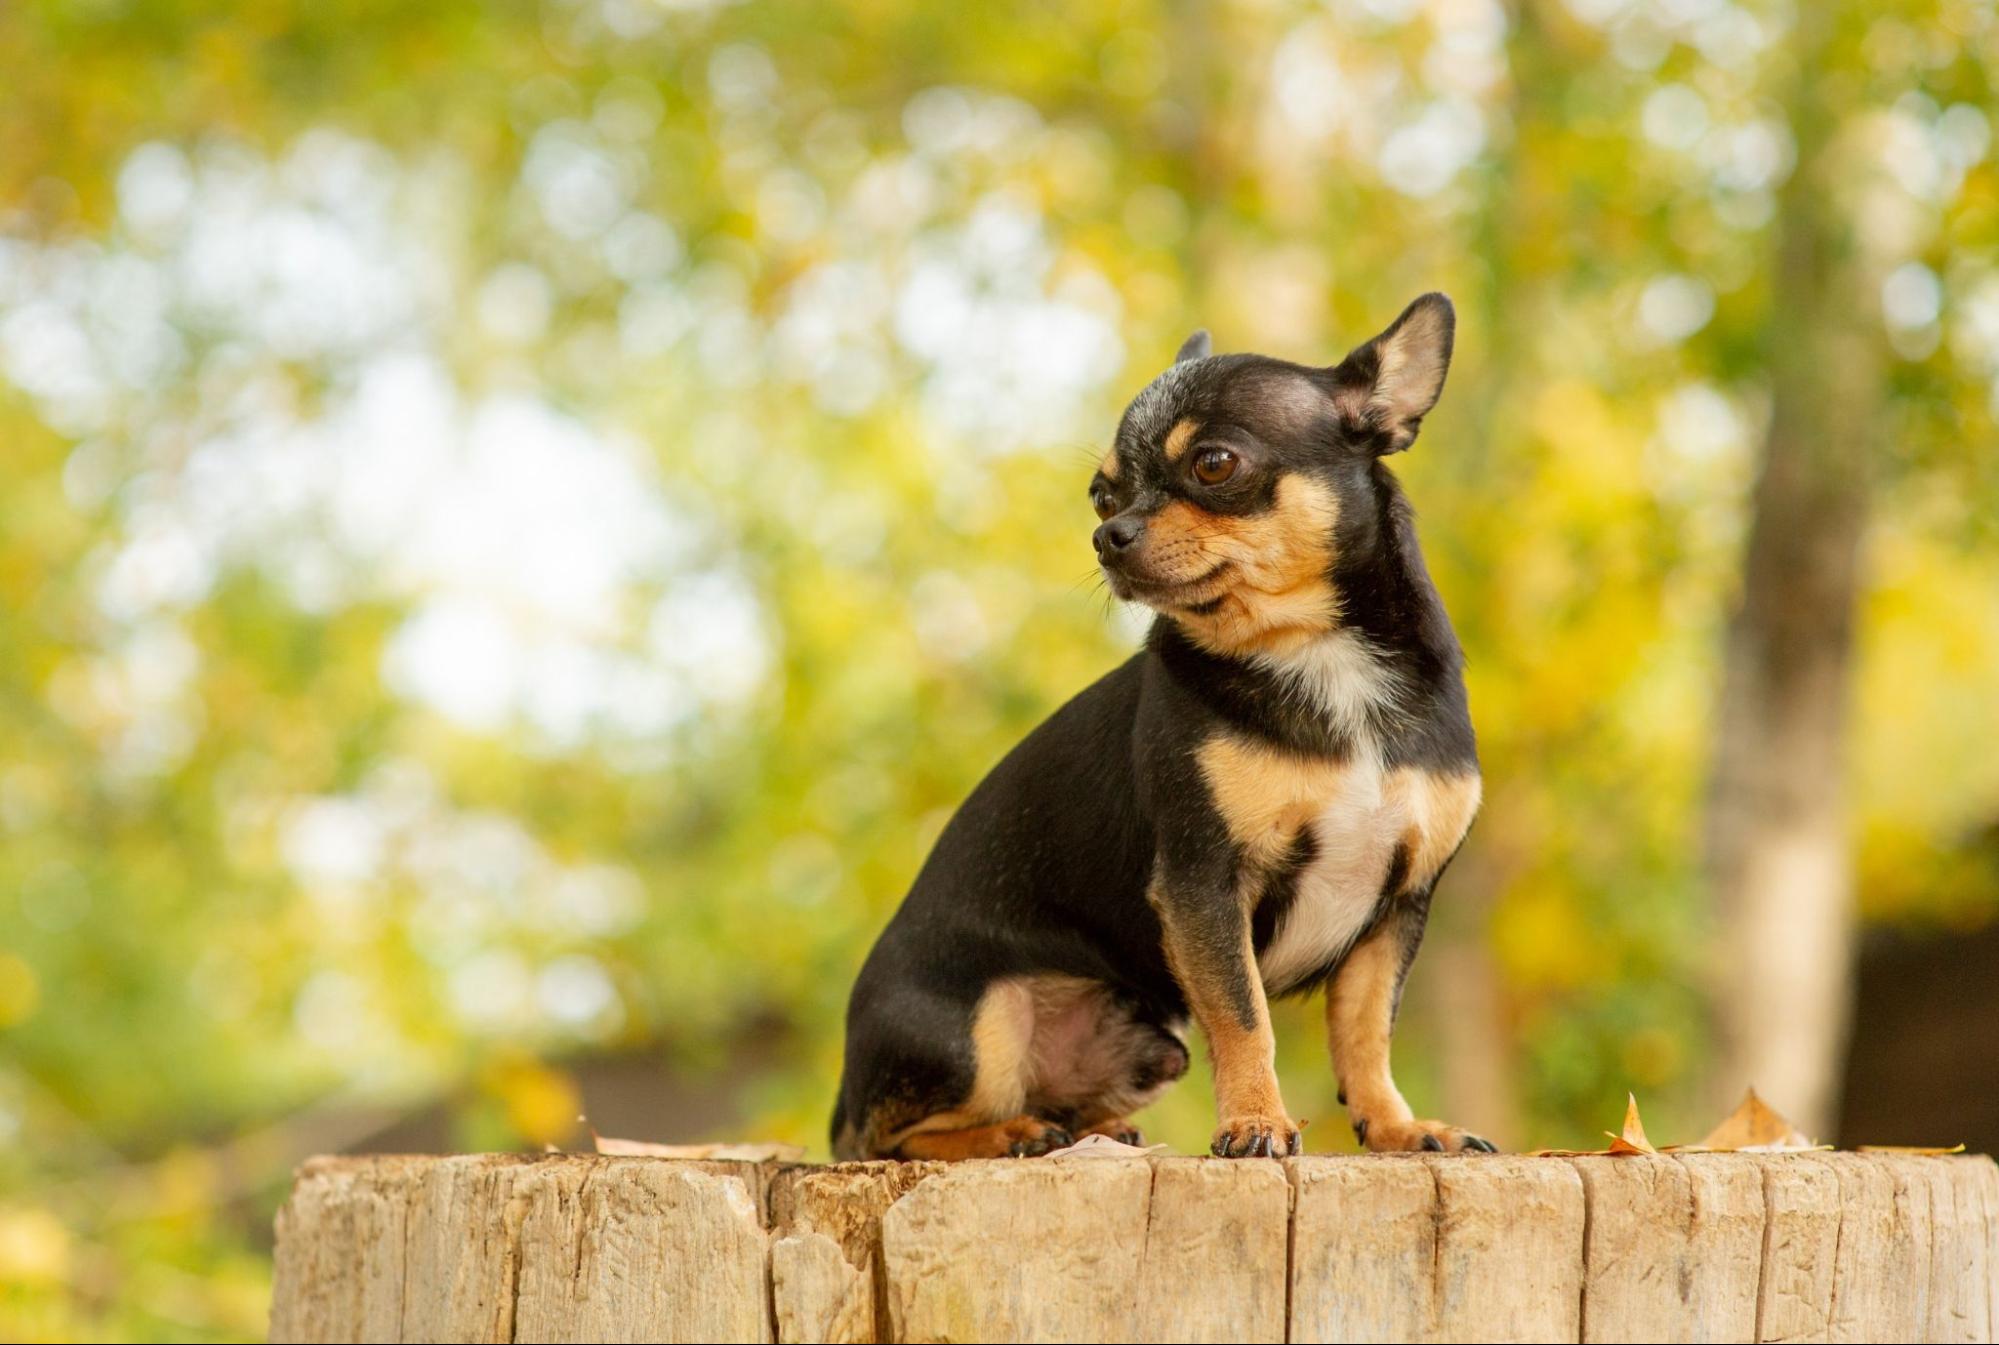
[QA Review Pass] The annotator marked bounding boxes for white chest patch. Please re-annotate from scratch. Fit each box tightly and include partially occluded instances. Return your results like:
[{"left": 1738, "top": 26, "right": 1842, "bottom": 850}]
[
  {"left": 1247, "top": 631, "right": 1414, "bottom": 992},
  {"left": 1255, "top": 750, "right": 1408, "bottom": 993},
  {"left": 1192, "top": 630, "right": 1452, "bottom": 994},
  {"left": 1252, "top": 628, "right": 1406, "bottom": 738}
]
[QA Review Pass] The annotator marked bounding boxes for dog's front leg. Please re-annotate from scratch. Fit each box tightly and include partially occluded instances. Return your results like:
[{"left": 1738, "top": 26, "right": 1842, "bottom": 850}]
[
  {"left": 1325, "top": 896, "right": 1496, "bottom": 1154},
  {"left": 1150, "top": 865, "right": 1299, "bottom": 1158}
]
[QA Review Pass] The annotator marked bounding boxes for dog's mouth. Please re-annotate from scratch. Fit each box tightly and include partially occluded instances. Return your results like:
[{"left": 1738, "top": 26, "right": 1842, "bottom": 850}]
[{"left": 1105, "top": 560, "right": 1235, "bottom": 610}]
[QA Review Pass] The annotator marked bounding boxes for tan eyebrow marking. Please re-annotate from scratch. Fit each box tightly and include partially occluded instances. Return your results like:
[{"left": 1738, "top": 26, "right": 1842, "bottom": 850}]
[
  {"left": 1164, "top": 418, "right": 1200, "bottom": 461},
  {"left": 1098, "top": 450, "right": 1119, "bottom": 480}
]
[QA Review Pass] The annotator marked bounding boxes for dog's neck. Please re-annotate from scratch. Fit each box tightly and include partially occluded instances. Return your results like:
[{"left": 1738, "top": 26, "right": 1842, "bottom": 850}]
[
  {"left": 1146, "top": 470, "right": 1461, "bottom": 755},
  {"left": 1247, "top": 627, "right": 1407, "bottom": 752}
]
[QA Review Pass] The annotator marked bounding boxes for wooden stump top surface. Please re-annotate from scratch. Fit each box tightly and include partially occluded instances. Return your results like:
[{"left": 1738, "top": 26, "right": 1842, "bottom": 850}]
[{"left": 270, "top": 1150, "right": 1999, "bottom": 1343}]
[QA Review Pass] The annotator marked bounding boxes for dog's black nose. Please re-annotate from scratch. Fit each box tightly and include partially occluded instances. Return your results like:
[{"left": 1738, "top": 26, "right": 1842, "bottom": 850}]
[{"left": 1094, "top": 515, "right": 1145, "bottom": 557}]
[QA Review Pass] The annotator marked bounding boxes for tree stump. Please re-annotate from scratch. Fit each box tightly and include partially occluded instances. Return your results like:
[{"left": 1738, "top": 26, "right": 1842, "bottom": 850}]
[{"left": 269, "top": 1151, "right": 1999, "bottom": 1343}]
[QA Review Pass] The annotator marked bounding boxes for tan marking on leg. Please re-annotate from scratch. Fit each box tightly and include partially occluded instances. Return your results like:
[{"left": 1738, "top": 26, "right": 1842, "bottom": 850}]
[
  {"left": 1163, "top": 417, "right": 1201, "bottom": 461},
  {"left": 1204, "top": 997, "right": 1287, "bottom": 1120},
  {"left": 1381, "top": 767, "right": 1481, "bottom": 890},
  {"left": 1152, "top": 878, "right": 1298, "bottom": 1156},
  {"left": 897, "top": 1115, "right": 1071, "bottom": 1160},
  {"left": 1322, "top": 769, "right": 1483, "bottom": 1154},
  {"left": 1325, "top": 830, "right": 1494, "bottom": 1154},
  {"left": 874, "top": 974, "right": 1189, "bottom": 1158},
  {"left": 1325, "top": 926, "right": 1415, "bottom": 1138},
  {"left": 965, "top": 978, "right": 1034, "bottom": 1116},
  {"left": 873, "top": 979, "right": 1034, "bottom": 1154}
]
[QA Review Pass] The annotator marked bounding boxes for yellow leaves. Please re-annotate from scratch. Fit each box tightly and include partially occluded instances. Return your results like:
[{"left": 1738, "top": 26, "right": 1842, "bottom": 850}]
[
  {"left": 151, "top": 1147, "right": 227, "bottom": 1227},
  {"left": 1855, "top": 531, "right": 1999, "bottom": 925},
  {"left": 0, "top": 953, "right": 40, "bottom": 1028},
  {"left": 0, "top": 1205, "right": 70, "bottom": 1286},
  {"left": 1491, "top": 883, "right": 1603, "bottom": 990},
  {"left": 1531, "top": 379, "right": 1630, "bottom": 496},
  {"left": 482, "top": 1058, "right": 581, "bottom": 1148}
]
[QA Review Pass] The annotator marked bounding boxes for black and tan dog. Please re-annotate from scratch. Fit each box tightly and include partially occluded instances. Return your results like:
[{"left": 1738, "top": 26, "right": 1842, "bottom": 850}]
[{"left": 832, "top": 294, "right": 1492, "bottom": 1160}]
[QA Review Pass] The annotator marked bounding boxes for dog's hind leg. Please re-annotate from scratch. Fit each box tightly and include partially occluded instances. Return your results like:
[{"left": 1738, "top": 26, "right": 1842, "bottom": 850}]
[
  {"left": 849, "top": 975, "right": 1187, "bottom": 1159},
  {"left": 1021, "top": 981, "right": 1189, "bottom": 1144},
  {"left": 896, "top": 1114, "right": 1074, "bottom": 1159},
  {"left": 852, "top": 977, "right": 1057, "bottom": 1160}
]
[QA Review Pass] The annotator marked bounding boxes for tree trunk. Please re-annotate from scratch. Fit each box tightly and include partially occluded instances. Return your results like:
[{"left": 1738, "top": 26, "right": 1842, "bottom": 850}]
[{"left": 1705, "top": 3, "right": 1879, "bottom": 1139}]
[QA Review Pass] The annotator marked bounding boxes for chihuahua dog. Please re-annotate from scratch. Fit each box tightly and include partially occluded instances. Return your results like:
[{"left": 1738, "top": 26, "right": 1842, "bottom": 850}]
[{"left": 832, "top": 294, "right": 1490, "bottom": 1160}]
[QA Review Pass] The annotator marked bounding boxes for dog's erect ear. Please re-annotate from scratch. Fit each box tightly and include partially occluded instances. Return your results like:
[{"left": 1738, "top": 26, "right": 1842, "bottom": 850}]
[
  {"left": 1174, "top": 329, "right": 1213, "bottom": 365},
  {"left": 1329, "top": 293, "right": 1454, "bottom": 454}
]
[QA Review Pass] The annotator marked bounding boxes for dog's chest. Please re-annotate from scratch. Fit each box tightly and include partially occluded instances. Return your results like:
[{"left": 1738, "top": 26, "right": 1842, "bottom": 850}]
[{"left": 1253, "top": 755, "right": 1408, "bottom": 992}]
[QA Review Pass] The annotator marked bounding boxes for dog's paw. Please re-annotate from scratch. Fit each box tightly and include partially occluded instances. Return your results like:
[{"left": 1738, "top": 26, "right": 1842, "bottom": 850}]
[
  {"left": 1004, "top": 1117, "right": 1074, "bottom": 1157},
  {"left": 1354, "top": 1116, "right": 1498, "bottom": 1154},
  {"left": 1210, "top": 1113, "right": 1301, "bottom": 1158}
]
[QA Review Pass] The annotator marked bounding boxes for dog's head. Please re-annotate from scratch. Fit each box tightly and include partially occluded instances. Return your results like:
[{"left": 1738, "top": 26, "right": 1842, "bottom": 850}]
[{"left": 1091, "top": 293, "right": 1455, "bottom": 657}]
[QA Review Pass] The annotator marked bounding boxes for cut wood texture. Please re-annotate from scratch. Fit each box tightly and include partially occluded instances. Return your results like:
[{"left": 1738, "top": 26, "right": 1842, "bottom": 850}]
[{"left": 271, "top": 1151, "right": 1999, "bottom": 1344}]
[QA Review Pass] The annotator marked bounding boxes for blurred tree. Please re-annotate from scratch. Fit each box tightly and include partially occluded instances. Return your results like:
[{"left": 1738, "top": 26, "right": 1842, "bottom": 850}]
[
  {"left": 1707, "top": 0, "right": 1999, "bottom": 1135},
  {"left": 1705, "top": 0, "right": 1880, "bottom": 1136}
]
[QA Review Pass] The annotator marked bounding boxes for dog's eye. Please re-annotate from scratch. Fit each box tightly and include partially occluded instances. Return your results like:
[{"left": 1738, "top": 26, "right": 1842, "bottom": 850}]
[
  {"left": 1192, "top": 447, "right": 1238, "bottom": 486},
  {"left": 1090, "top": 486, "right": 1116, "bottom": 519}
]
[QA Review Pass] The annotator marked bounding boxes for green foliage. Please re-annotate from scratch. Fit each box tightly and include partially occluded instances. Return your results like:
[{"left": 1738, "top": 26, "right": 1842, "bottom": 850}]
[{"left": 3, "top": 1, "right": 1998, "bottom": 1338}]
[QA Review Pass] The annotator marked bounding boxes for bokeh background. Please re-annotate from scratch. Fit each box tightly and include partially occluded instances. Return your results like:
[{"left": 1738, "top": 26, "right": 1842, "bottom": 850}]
[{"left": 4, "top": 0, "right": 1999, "bottom": 1338}]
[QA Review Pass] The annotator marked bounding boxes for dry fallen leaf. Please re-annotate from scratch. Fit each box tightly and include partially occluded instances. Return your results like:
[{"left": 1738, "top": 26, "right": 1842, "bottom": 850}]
[
  {"left": 1044, "top": 1133, "right": 1170, "bottom": 1160},
  {"left": 589, "top": 1129, "right": 806, "bottom": 1162},
  {"left": 1688, "top": 1087, "right": 1816, "bottom": 1152},
  {"left": 1604, "top": 1093, "right": 1657, "bottom": 1155},
  {"left": 1530, "top": 1093, "right": 1661, "bottom": 1157},
  {"left": 1526, "top": 1087, "right": 1953, "bottom": 1159}
]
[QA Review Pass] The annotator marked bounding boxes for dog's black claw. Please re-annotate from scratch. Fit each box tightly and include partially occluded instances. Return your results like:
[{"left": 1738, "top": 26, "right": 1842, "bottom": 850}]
[
  {"left": 1353, "top": 1118, "right": 1369, "bottom": 1147},
  {"left": 1116, "top": 1129, "right": 1144, "bottom": 1146},
  {"left": 1010, "top": 1124, "right": 1072, "bottom": 1157},
  {"left": 1250, "top": 1132, "right": 1271, "bottom": 1157},
  {"left": 1421, "top": 1133, "right": 1445, "bottom": 1152},
  {"left": 1284, "top": 1131, "right": 1302, "bottom": 1156},
  {"left": 1466, "top": 1135, "right": 1498, "bottom": 1153}
]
